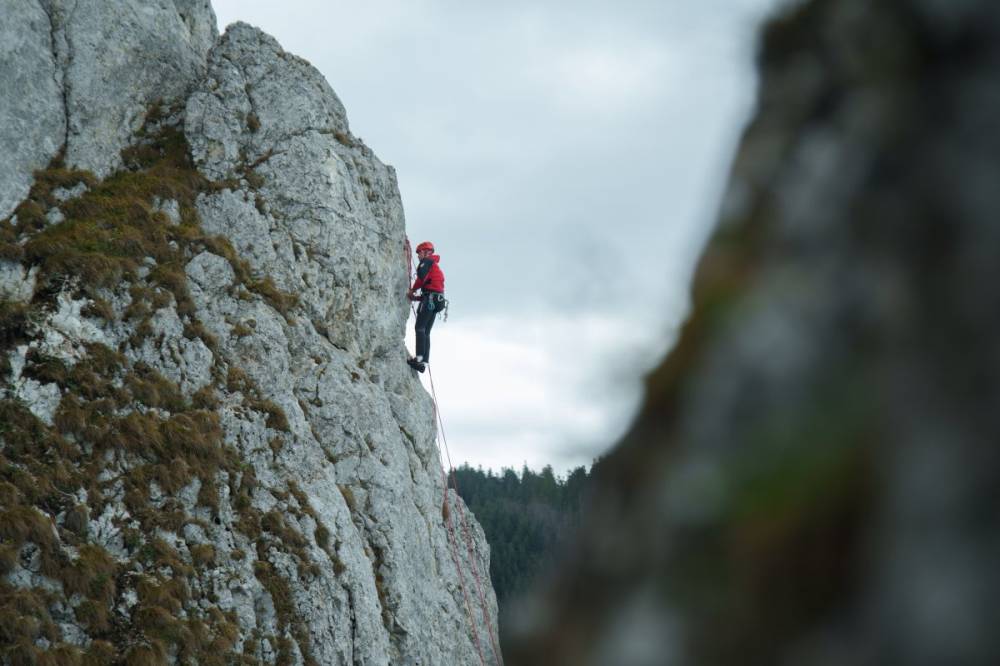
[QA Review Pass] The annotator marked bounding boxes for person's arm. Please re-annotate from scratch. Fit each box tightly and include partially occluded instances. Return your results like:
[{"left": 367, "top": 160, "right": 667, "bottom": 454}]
[{"left": 408, "top": 259, "right": 430, "bottom": 299}]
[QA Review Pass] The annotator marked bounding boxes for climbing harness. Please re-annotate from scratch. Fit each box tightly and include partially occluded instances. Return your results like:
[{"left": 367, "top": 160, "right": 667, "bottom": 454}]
[
  {"left": 405, "top": 238, "right": 449, "bottom": 323},
  {"left": 437, "top": 294, "right": 450, "bottom": 322},
  {"left": 427, "top": 292, "right": 449, "bottom": 319}
]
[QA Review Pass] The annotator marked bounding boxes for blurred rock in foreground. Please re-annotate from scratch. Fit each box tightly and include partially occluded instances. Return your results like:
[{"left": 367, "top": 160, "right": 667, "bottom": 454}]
[{"left": 506, "top": 0, "right": 1000, "bottom": 664}]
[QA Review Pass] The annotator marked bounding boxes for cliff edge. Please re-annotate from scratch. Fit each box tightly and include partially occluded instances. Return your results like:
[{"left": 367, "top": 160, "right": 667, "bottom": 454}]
[{"left": 2, "top": 8, "right": 498, "bottom": 665}]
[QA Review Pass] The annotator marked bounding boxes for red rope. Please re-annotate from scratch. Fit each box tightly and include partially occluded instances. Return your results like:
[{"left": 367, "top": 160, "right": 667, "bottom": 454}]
[
  {"left": 404, "top": 237, "right": 413, "bottom": 286},
  {"left": 440, "top": 431, "right": 489, "bottom": 666},
  {"left": 443, "top": 476, "right": 488, "bottom": 666},
  {"left": 428, "top": 366, "right": 505, "bottom": 666}
]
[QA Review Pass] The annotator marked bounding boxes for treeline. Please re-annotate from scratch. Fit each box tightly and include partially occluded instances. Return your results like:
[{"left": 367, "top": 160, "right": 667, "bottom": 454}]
[{"left": 452, "top": 462, "right": 596, "bottom": 613}]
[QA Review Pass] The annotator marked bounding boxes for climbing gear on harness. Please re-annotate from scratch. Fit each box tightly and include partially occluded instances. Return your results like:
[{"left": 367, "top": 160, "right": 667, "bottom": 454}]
[{"left": 426, "top": 291, "right": 447, "bottom": 313}]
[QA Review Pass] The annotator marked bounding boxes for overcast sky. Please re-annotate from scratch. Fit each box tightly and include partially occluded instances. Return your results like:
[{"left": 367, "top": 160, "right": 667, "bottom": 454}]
[{"left": 213, "top": 0, "right": 784, "bottom": 475}]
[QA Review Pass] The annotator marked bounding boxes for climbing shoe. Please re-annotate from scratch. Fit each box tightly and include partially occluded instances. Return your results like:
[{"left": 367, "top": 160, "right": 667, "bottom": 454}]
[{"left": 407, "top": 358, "right": 426, "bottom": 373}]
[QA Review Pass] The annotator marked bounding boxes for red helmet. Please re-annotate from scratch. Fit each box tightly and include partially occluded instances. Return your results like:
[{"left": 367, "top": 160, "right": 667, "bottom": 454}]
[{"left": 416, "top": 241, "right": 434, "bottom": 253}]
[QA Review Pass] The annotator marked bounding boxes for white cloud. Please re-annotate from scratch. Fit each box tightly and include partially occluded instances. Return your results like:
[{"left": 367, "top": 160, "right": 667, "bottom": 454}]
[
  {"left": 407, "top": 312, "right": 674, "bottom": 475},
  {"left": 539, "top": 43, "right": 674, "bottom": 113},
  {"left": 212, "top": 0, "right": 783, "bottom": 472}
]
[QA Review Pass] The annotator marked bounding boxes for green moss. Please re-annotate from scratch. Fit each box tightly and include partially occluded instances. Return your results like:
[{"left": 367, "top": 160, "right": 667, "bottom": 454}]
[
  {"left": 251, "top": 559, "right": 316, "bottom": 666},
  {"left": 20, "top": 349, "right": 69, "bottom": 385},
  {"left": 0, "top": 105, "right": 321, "bottom": 665},
  {"left": 82, "top": 641, "right": 117, "bottom": 666},
  {"left": 81, "top": 296, "right": 115, "bottom": 321},
  {"left": 226, "top": 366, "right": 252, "bottom": 394},
  {"left": 61, "top": 545, "right": 117, "bottom": 601},
  {"left": 0, "top": 506, "right": 57, "bottom": 551},
  {"left": 8, "top": 116, "right": 296, "bottom": 329},
  {"left": 22, "top": 189, "right": 166, "bottom": 290},
  {"left": 244, "top": 170, "right": 265, "bottom": 189},
  {"left": 190, "top": 544, "right": 216, "bottom": 567},
  {"left": 121, "top": 640, "right": 168, "bottom": 666},
  {"left": 251, "top": 398, "right": 290, "bottom": 432},
  {"left": 338, "top": 485, "right": 357, "bottom": 512},
  {"left": 226, "top": 365, "right": 291, "bottom": 431},
  {"left": 247, "top": 276, "right": 298, "bottom": 320},
  {"left": 62, "top": 504, "right": 89, "bottom": 538},
  {"left": 261, "top": 511, "right": 307, "bottom": 550},
  {"left": 5, "top": 167, "right": 97, "bottom": 238},
  {"left": 191, "top": 385, "right": 220, "bottom": 410},
  {"left": 126, "top": 362, "right": 187, "bottom": 412},
  {"left": 183, "top": 320, "right": 218, "bottom": 352},
  {"left": 197, "top": 478, "right": 221, "bottom": 515},
  {"left": 0, "top": 375, "right": 247, "bottom": 662},
  {"left": 147, "top": 262, "right": 193, "bottom": 313},
  {"left": 0, "top": 300, "right": 30, "bottom": 348},
  {"left": 74, "top": 598, "right": 111, "bottom": 633},
  {"left": 0, "top": 222, "right": 24, "bottom": 261}
]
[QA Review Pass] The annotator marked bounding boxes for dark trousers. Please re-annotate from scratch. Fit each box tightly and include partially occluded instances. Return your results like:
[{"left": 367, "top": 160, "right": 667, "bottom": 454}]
[{"left": 415, "top": 294, "right": 439, "bottom": 362}]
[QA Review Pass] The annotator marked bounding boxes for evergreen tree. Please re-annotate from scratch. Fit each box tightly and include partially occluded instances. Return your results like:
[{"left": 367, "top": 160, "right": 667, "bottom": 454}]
[{"left": 452, "top": 462, "right": 596, "bottom": 618}]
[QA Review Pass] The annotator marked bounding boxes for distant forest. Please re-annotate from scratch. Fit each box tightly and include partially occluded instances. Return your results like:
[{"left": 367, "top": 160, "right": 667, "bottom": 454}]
[{"left": 452, "top": 462, "right": 598, "bottom": 614}]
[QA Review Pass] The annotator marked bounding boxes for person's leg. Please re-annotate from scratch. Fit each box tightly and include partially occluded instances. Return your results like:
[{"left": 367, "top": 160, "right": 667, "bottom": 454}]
[
  {"left": 415, "top": 301, "right": 433, "bottom": 361},
  {"left": 422, "top": 307, "right": 438, "bottom": 362}
]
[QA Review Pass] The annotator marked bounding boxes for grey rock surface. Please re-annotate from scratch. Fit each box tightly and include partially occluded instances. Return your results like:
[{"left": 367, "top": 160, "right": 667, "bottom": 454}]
[
  {"left": 506, "top": 0, "right": 1000, "bottom": 665},
  {"left": 56, "top": 0, "right": 217, "bottom": 177},
  {"left": 0, "top": 0, "right": 217, "bottom": 219},
  {"left": 179, "top": 23, "right": 499, "bottom": 663},
  {"left": 0, "top": 261, "right": 38, "bottom": 302},
  {"left": 0, "top": 1, "right": 65, "bottom": 219},
  {"left": 1, "top": 11, "right": 499, "bottom": 666}
]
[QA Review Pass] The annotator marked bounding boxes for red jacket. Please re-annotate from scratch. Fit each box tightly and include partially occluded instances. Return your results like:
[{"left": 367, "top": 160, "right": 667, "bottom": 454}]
[{"left": 411, "top": 254, "right": 445, "bottom": 293}]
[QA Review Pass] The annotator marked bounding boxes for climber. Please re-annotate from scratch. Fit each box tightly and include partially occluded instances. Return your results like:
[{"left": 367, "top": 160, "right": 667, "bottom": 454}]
[{"left": 407, "top": 241, "right": 445, "bottom": 373}]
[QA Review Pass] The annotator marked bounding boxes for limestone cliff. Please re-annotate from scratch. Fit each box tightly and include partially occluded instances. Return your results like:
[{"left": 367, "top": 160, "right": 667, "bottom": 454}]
[{"left": 1, "top": 6, "right": 498, "bottom": 665}]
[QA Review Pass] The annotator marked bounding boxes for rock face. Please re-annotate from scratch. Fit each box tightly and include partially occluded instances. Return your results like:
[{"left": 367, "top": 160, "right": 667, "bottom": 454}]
[
  {"left": 0, "top": 2, "right": 65, "bottom": 221},
  {"left": 0, "top": 0, "right": 218, "bottom": 220},
  {"left": 1, "top": 10, "right": 498, "bottom": 666},
  {"left": 506, "top": 0, "right": 1000, "bottom": 665},
  {"left": 185, "top": 23, "right": 403, "bottom": 358}
]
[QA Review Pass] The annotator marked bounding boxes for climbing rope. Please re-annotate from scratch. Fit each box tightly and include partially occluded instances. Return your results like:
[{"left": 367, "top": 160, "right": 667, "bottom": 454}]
[
  {"left": 404, "top": 237, "right": 413, "bottom": 281},
  {"left": 404, "top": 237, "right": 503, "bottom": 665},
  {"left": 440, "top": 438, "right": 490, "bottom": 666},
  {"left": 428, "top": 365, "right": 505, "bottom": 666}
]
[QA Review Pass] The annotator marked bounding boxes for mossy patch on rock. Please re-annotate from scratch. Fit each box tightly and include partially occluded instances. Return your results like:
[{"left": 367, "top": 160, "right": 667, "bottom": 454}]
[{"left": 0, "top": 106, "right": 313, "bottom": 664}]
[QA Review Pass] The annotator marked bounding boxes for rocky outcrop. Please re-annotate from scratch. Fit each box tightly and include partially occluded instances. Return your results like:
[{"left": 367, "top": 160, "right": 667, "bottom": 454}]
[
  {"left": 2, "top": 11, "right": 498, "bottom": 666},
  {"left": 57, "top": 0, "right": 217, "bottom": 178},
  {"left": 0, "top": 0, "right": 218, "bottom": 220},
  {"left": 0, "top": 2, "right": 65, "bottom": 221},
  {"left": 506, "top": 0, "right": 1000, "bottom": 665},
  {"left": 185, "top": 23, "right": 404, "bottom": 357}
]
